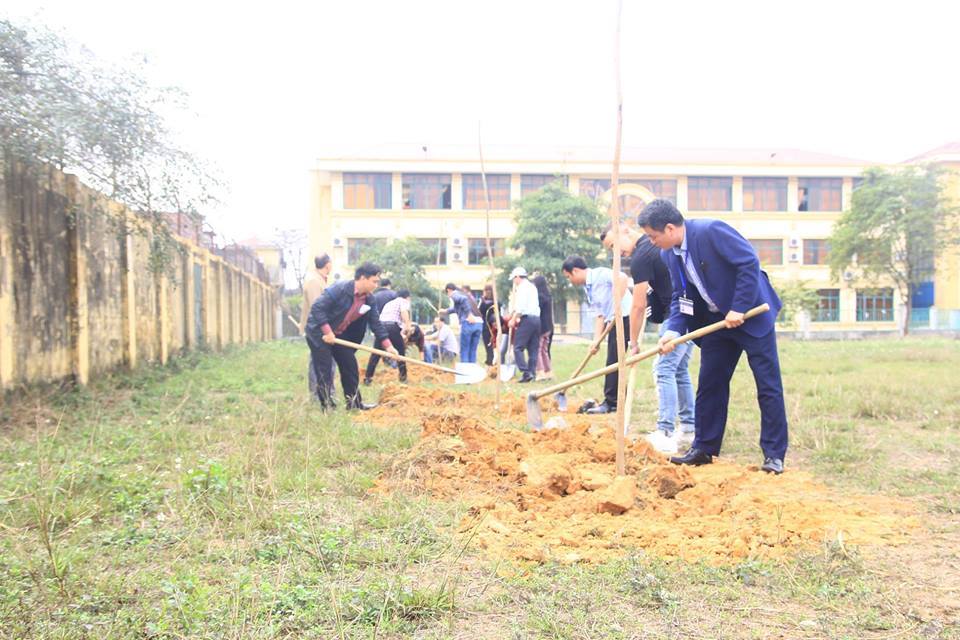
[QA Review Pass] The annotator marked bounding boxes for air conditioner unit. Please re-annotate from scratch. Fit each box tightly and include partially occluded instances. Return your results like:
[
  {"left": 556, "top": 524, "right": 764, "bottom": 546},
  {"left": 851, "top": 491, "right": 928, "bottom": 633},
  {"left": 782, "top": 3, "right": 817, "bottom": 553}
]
[
  {"left": 332, "top": 238, "right": 343, "bottom": 247},
  {"left": 452, "top": 252, "right": 462, "bottom": 262},
  {"left": 452, "top": 238, "right": 462, "bottom": 247},
  {"left": 788, "top": 238, "right": 800, "bottom": 248},
  {"left": 789, "top": 252, "right": 799, "bottom": 263},
  {"left": 842, "top": 270, "right": 854, "bottom": 282}
]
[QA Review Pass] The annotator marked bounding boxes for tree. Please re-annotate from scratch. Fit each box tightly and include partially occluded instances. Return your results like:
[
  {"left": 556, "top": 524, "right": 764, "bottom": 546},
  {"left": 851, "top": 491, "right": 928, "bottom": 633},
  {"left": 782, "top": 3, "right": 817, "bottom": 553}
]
[
  {"left": 358, "top": 238, "right": 439, "bottom": 321},
  {"left": 274, "top": 228, "right": 308, "bottom": 290},
  {"left": 829, "top": 165, "right": 959, "bottom": 336},
  {"left": 775, "top": 280, "right": 820, "bottom": 330},
  {"left": 1, "top": 19, "right": 220, "bottom": 278},
  {"left": 495, "top": 181, "right": 605, "bottom": 300}
]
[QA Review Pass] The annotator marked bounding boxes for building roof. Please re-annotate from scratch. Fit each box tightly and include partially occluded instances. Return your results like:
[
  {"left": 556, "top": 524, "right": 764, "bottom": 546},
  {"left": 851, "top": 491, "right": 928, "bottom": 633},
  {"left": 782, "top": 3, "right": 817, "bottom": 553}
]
[
  {"left": 904, "top": 141, "right": 960, "bottom": 164},
  {"left": 316, "top": 143, "right": 874, "bottom": 167}
]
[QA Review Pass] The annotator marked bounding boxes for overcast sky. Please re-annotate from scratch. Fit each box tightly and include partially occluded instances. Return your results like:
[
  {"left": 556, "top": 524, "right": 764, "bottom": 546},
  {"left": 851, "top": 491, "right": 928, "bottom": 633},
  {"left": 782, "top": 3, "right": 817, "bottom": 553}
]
[{"left": 5, "top": 0, "right": 960, "bottom": 243}]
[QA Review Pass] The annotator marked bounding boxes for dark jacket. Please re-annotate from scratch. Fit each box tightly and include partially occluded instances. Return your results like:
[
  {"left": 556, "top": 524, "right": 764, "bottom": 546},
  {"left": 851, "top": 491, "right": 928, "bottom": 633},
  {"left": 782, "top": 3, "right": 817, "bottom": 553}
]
[
  {"left": 662, "top": 218, "right": 782, "bottom": 340},
  {"left": 306, "top": 279, "right": 390, "bottom": 347}
]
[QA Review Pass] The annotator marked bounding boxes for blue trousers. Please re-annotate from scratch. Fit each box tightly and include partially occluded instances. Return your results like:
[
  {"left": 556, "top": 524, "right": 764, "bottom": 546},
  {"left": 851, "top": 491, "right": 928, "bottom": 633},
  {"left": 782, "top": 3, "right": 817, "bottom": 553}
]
[
  {"left": 693, "top": 326, "right": 788, "bottom": 460},
  {"left": 459, "top": 322, "right": 482, "bottom": 364}
]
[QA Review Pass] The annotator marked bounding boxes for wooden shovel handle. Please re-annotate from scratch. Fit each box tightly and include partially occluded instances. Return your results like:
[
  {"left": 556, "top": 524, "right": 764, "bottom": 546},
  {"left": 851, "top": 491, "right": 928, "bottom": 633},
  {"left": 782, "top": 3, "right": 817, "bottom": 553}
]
[
  {"left": 569, "top": 321, "right": 614, "bottom": 379},
  {"left": 533, "top": 303, "right": 771, "bottom": 400},
  {"left": 331, "top": 338, "right": 459, "bottom": 375}
]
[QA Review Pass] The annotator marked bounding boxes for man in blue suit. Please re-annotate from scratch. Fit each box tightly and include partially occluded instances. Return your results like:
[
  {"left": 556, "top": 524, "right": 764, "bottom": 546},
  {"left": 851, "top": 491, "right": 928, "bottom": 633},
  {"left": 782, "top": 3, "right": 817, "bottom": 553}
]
[{"left": 637, "top": 199, "right": 788, "bottom": 474}]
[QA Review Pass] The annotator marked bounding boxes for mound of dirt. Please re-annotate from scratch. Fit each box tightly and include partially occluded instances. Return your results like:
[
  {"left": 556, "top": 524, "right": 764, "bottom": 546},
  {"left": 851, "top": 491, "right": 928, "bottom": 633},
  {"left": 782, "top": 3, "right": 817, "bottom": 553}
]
[{"left": 372, "top": 411, "right": 918, "bottom": 565}]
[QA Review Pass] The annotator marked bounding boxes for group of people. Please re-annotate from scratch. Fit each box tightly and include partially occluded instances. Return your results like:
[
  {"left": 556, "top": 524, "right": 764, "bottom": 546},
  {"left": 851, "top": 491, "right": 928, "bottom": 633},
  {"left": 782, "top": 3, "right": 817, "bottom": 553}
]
[{"left": 300, "top": 198, "right": 789, "bottom": 474}]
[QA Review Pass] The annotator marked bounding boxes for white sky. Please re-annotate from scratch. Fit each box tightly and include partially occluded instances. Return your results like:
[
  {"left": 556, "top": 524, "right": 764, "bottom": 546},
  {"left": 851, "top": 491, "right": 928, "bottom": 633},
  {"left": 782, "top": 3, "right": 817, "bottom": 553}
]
[{"left": 5, "top": 0, "right": 960, "bottom": 243}]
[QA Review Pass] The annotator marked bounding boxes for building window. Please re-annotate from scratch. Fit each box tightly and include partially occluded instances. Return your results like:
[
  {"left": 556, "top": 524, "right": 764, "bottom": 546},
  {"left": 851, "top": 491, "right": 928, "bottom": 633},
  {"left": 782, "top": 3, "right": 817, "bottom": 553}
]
[
  {"left": 798, "top": 178, "right": 842, "bottom": 211},
  {"left": 402, "top": 174, "right": 452, "bottom": 209},
  {"left": 580, "top": 178, "right": 611, "bottom": 202},
  {"left": 856, "top": 288, "right": 894, "bottom": 322},
  {"left": 467, "top": 238, "right": 505, "bottom": 265},
  {"left": 343, "top": 173, "right": 392, "bottom": 209},
  {"left": 521, "top": 174, "right": 567, "bottom": 196},
  {"left": 803, "top": 239, "right": 829, "bottom": 265},
  {"left": 852, "top": 177, "right": 865, "bottom": 191},
  {"left": 419, "top": 238, "right": 447, "bottom": 265},
  {"left": 621, "top": 178, "right": 678, "bottom": 204},
  {"left": 750, "top": 239, "right": 783, "bottom": 265},
  {"left": 462, "top": 174, "right": 511, "bottom": 209},
  {"left": 688, "top": 177, "right": 732, "bottom": 211},
  {"left": 347, "top": 238, "right": 386, "bottom": 265},
  {"left": 814, "top": 289, "right": 840, "bottom": 322},
  {"left": 743, "top": 177, "right": 787, "bottom": 211}
]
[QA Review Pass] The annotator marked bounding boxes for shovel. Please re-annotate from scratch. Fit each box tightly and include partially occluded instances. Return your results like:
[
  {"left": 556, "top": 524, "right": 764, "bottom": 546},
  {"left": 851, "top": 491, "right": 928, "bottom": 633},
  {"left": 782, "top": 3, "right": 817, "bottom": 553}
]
[
  {"left": 556, "top": 321, "right": 613, "bottom": 412},
  {"left": 330, "top": 337, "right": 474, "bottom": 381},
  {"left": 526, "top": 304, "right": 770, "bottom": 429},
  {"left": 621, "top": 314, "right": 648, "bottom": 436},
  {"left": 499, "top": 327, "right": 517, "bottom": 382}
]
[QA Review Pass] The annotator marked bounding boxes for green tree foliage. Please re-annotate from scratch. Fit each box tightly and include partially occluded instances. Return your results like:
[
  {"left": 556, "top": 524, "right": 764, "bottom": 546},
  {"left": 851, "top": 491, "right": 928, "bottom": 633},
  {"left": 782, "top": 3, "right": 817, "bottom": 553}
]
[
  {"left": 495, "top": 181, "right": 605, "bottom": 300},
  {"left": 775, "top": 280, "right": 820, "bottom": 329},
  {"left": 829, "top": 165, "right": 959, "bottom": 335},
  {"left": 359, "top": 238, "right": 440, "bottom": 321}
]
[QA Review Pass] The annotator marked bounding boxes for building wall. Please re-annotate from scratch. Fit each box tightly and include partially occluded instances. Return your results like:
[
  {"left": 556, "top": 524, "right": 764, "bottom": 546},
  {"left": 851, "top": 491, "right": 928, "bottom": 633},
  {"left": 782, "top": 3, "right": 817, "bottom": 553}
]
[{"left": 0, "top": 160, "right": 278, "bottom": 391}]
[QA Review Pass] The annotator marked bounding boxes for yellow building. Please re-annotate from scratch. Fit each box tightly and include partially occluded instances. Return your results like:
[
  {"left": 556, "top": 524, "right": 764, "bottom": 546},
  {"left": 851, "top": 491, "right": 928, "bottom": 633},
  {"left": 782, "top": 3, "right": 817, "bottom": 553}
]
[{"left": 308, "top": 144, "right": 959, "bottom": 334}]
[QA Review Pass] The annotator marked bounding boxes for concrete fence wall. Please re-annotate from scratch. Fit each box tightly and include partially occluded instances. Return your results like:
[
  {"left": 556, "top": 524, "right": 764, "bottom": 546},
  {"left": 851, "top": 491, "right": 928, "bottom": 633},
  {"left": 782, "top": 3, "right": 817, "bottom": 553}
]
[{"left": 0, "top": 160, "right": 277, "bottom": 390}]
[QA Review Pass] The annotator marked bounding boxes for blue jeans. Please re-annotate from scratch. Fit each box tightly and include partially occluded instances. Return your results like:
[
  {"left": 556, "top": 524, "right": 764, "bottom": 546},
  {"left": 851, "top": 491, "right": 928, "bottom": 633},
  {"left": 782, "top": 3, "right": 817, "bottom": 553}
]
[
  {"left": 653, "top": 324, "right": 695, "bottom": 435},
  {"left": 425, "top": 344, "right": 457, "bottom": 364},
  {"left": 459, "top": 322, "right": 482, "bottom": 364}
]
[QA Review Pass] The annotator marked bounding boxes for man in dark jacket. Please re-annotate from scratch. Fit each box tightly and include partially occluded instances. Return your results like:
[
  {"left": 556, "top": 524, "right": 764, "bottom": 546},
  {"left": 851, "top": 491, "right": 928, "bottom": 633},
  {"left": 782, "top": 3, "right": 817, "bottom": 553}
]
[{"left": 305, "top": 262, "right": 398, "bottom": 411}]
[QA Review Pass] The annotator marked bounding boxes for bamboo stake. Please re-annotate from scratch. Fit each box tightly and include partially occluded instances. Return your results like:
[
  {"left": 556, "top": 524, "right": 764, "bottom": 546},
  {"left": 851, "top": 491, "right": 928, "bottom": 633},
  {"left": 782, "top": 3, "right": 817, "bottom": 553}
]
[
  {"left": 478, "top": 124, "right": 502, "bottom": 409},
  {"left": 609, "top": 0, "right": 627, "bottom": 476}
]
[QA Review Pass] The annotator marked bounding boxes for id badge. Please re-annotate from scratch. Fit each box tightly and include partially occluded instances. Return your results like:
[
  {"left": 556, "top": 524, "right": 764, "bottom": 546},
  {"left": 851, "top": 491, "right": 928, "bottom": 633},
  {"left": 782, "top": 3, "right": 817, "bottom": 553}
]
[
  {"left": 358, "top": 304, "right": 371, "bottom": 315},
  {"left": 679, "top": 296, "right": 694, "bottom": 316}
]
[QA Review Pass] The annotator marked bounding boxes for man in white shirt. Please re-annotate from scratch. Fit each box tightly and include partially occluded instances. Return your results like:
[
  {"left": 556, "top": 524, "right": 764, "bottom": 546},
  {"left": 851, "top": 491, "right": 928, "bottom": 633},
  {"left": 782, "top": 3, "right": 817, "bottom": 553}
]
[
  {"left": 562, "top": 255, "right": 634, "bottom": 414},
  {"left": 507, "top": 266, "right": 541, "bottom": 383},
  {"left": 363, "top": 289, "right": 413, "bottom": 384},
  {"left": 424, "top": 316, "right": 460, "bottom": 364}
]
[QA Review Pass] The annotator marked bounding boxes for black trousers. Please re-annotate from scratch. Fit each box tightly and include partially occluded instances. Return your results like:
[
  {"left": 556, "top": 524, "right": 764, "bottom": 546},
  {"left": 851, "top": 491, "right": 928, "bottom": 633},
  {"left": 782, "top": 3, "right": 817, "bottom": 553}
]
[
  {"left": 602, "top": 315, "right": 631, "bottom": 408},
  {"left": 364, "top": 323, "right": 407, "bottom": 381},
  {"left": 513, "top": 315, "right": 540, "bottom": 376},
  {"left": 308, "top": 339, "right": 364, "bottom": 408},
  {"left": 482, "top": 325, "right": 494, "bottom": 366}
]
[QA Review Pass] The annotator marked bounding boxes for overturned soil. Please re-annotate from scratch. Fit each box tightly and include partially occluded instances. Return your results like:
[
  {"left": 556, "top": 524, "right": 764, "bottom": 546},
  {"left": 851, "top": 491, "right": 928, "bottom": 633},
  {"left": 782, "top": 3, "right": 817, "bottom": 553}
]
[{"left": 362, "top": 381, "right": 918, "bottom": 565}]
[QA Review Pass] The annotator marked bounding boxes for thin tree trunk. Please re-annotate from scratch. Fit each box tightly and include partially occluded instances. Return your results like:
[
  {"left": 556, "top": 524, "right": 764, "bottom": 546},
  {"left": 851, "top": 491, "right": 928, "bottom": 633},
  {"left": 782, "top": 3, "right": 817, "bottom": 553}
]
[{"left": 478, "top": 125, "right": 502, "bottom": 409}]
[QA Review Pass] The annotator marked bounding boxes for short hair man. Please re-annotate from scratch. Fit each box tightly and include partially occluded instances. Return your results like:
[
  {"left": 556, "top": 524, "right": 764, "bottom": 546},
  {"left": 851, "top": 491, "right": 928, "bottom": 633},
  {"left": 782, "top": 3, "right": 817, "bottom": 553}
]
[
  {"left": 305, "top": 262, "right": 398, "bottom": 411},
  {"left": 561, "top": 255, "right": 633, "bottom": 414},
  {"left": 506, "top": 267, "right": 541, "bottom": 383},
  {"left": 637, "top": 199, "right": 788, "bottom": 474},
  {"left": 602, "top": 223, "right": 694, "bottom": 453},
  {"left": 363, "top": 289, "right": 412, "bottom": 385},
  {"left": 444, "top": 282, "right": 484, "bottom": 364},
  {"left": 424, "top": 315, "right": 459, "bottom": 364}
]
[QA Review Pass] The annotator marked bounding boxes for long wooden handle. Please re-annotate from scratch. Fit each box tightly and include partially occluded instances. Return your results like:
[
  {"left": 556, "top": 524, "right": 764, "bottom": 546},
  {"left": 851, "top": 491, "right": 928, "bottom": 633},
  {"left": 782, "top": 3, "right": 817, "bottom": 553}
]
[
  {"left": 332, "top": 338, "right": 459, "bottom": 375},
  {"left": 533, "top": 303, "right": 770, "bottom": 400},
  {"left": 569, "top": 321, "right": 614, "bottom": 379}
]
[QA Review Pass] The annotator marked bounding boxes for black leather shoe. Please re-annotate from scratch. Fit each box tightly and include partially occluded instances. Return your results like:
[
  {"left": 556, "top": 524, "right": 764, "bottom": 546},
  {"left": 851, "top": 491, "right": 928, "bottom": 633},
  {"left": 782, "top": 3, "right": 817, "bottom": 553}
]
[
  {"left": 351, "top": 402, "right": 378, "bottom": 411},
  {"left": 362, "top": 378, "right": 372, "bottom": 386},
  {"left": 670, "top": 448, "right": 713, "bottom": 466},
  {"left": 761, "top": 457, "right": 784, "bottom": 474},
  {"left": 585, "top": 402, "right": 614, "bottom": 415},
  {"left": 518, "top": 374, "right": 535, "bottom": 383}
]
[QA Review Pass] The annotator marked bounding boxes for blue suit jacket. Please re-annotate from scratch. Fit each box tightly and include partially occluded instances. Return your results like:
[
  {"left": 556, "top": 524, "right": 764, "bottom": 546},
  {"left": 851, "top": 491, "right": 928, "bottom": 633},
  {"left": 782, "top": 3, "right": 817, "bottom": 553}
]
[{"left": 662, "top": 219, "right": 781, "bottom": 339}]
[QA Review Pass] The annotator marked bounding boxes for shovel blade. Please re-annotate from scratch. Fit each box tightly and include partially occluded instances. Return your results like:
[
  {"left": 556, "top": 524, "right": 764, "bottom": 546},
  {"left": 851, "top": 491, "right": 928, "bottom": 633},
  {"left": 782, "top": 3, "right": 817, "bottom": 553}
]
[
  {"left": 499, "top": 364, "right": 517, "bottom": 382},
  {"left": 454, "top": 363, "right": 487, "bottom": 385},
  {"left": 525, "top": 392, "right": 544, "bottom": 431},
  {"left": 555, "top": 392, "right": 568, "bottom": 412}
]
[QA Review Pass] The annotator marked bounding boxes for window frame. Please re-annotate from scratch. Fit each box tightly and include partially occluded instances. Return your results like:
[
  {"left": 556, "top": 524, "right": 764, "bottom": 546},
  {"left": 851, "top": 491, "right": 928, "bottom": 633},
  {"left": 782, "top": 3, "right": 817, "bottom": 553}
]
[
  {"left": 856, "top": 288, "right": 895, "bottom": 322},
  {"left": 462, "top": 174, "right": 511, "bottom": 210},
  {"left": 742, "top": 177, "right": 787, "bottom": 212},
  {"left": 687, "top": 176, "right": 732, "bottom": 211},
  {"left": 402, "top": 173, "right": 452, "bottom": 210},
  {"left": 343, "top": 172, "right": 393, "bottom": 209}
]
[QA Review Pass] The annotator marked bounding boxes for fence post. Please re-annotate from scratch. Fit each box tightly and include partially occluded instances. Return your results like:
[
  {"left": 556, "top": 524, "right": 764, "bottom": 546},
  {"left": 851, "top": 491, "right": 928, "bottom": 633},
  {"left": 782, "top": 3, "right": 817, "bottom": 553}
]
[
  {"left": 158, "top": 271, "right": 169, "bottom": 364},
  {"left": 0, "top": 159, "right": 14, "bottom": 390},
  {"left": 65, "top": 176, "right": 90, "bottom": 385},
  {"left": 120, "top": 211, "right": 138, "bottom": 369}
]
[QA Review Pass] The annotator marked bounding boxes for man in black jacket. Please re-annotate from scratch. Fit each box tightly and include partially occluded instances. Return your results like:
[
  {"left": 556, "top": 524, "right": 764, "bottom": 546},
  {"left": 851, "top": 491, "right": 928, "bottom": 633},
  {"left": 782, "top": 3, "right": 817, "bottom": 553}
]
[{"left": 305, "top": 262, "right": 398, "bottom": 411}]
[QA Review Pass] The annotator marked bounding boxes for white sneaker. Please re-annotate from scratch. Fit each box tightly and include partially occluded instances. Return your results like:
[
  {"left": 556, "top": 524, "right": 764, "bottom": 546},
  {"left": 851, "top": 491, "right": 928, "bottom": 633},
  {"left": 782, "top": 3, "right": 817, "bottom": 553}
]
[
  {"left": 645, "top": 430, "right": 678, "bottom": 454},
  {"left": 675, "top": 430, "right": 695, "bottom": 448}
]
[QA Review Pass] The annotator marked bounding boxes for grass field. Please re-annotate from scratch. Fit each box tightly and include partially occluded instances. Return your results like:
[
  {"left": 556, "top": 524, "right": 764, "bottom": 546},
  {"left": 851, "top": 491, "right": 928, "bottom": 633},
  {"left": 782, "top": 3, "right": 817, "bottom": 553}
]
[{"left": 1, "top": 337, "right": 958, "bottom": 639}]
